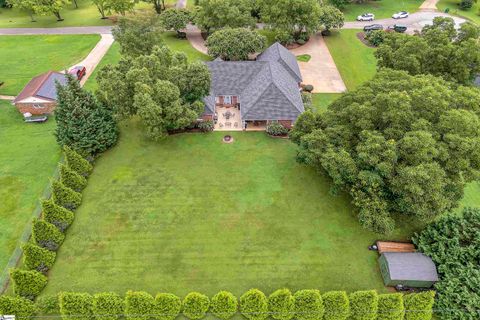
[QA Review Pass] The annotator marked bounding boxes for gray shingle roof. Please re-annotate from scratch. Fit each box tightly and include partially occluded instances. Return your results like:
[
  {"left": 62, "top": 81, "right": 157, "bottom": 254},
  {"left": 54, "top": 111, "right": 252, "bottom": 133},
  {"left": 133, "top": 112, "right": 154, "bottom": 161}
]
[
  {"left": 36, "top": 72, "right": 68, "bottom": 100},
  {"left": 474, "top": 75, "right": 480, "bottom": 87},
  {"left": 257, "top": 42, "right": 303, "bottom": 83},
  {"left": 383, "top": 252, "right": 439, "bottom": 282}
]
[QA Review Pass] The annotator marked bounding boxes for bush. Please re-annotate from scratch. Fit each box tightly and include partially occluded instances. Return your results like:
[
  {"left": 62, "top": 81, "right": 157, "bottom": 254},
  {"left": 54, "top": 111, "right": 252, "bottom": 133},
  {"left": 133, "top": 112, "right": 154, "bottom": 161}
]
[
  {"left": 377, "top": 293, "right": 404, "bottom": 320},
  {"left": 296, "top": 39, "right": 306, "bottom": 45},
  {"left": 59, "top": 292, "right": 94, "bottom": 320},
  {"left": 183, "top": 292, "right": 210, "bottom": 320},
  {"left": 460, "top": 0, "right": 474, "bottom": 9},
  {"left": 240, "top": 289, "right": 268, "bottom": 320},
  {"left": 0, "top": 295, "right": 37, "bottom": 318},
  {"left": 365, "top": 30, "right": 385, "bottom": 47},
  {"left": 198, "top": 120, "right": 214, "bottom": 132},
  {"left": 301, "top": 92, "right": 313, "bottom": 110},
  {"left": 10, "top": 268, "right": 48, "bottom": 300},
  {"left": 36, "top": 294, "right": 60, "bottom": 315},
  {"left": 266, "top": 122, "right": 289, "bottom": 136},
  {"left": 42, "top": 198, "right": 75, "bottom": 232},
  {"left": 302, "top": 85, "right": 314, "bottom": 93},
  {"left": 125, "top": 291, "right": 155, "bottom": 320},
  {"left": 322, "top": 291, "right": 349, "bottom": 320},
  {"left": 349, "top": 290, "right": 378, "bottom": 320},
  {"left": 22, "top": 242, "right": 56, "bottom": 273},
  {"left": 93, "top": 292, "right": 125, "bottom": 320},
  {"left": 52, "top": 180, "right": 82, "bottom": 211},
  {"left": 211, "top": 291, "right": 237, "bottom": 320},
  {"left": 60, "top": 163, "right": 87, "bottom": 192},
  {"left": 155, "top": 293, "right": 182, "bottom": 320},
  {"left": 275, "top": 30, "right": 294, "bottom": 45},
  {"left": 268, "top": 289, "right": 295, "bottom": 320},
  {"left": 64, "top": 145, "right": 93, "bottom": 177},
  {"left": 32, "top": 218, "right": 65, "bottom": 251},
  {"left": 293, "top": 289, "right": 324, "bottom": 320},
  {"left": 404, "top": 292, "right": 435, "bottom": 320}
]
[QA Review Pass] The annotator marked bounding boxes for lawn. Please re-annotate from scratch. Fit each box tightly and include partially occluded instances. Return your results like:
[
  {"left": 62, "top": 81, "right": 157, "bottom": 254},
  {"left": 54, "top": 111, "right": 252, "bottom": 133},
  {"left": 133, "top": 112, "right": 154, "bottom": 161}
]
[
  {"left": 324, "top": 29, "right": 377, "bottom": 90},
  {"left": 83, "top": 42, "right": 121, "bottom": 92},
  {"left": 0, "top": 34, "right": 100, "bottom": 96},
  {"left": 437, "top": 0, "right": 480, "bottom": 24},
  {"left": 311, "top": 93, "right": 342, "bottom": 112},
  {"left": 0, "top": 101, "right": 61, "bottom": 284},
  {"left": 336, "top": 0, "right": 424, "bottom": 21}
]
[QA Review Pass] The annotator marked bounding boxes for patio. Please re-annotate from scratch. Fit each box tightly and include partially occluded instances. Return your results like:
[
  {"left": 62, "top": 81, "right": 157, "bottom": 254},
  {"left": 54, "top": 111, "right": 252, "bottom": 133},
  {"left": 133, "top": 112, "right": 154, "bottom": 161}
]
[{"left": 214, "top": 106, "right": 242, "bottom": 131}]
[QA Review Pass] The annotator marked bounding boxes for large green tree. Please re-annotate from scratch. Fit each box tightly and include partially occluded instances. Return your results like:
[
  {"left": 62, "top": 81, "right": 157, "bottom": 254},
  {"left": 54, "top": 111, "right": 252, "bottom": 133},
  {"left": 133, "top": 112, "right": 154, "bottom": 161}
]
[
  {"left": 318, "top": 5, "right": 344, "bottom": 33},
  {"left": 194, "top": 0, "right": 256, "bottom": 33},
  {"left": 7, "top": 0, "right": 37, "bottom": 21},
  {"left": 32, "top": 0, "right": 67, "bottom": 21},
  {"left": 291, "top": 69, "right": 480, "bottom": 233},
  {"left": 205, "top": 28, "right": 266, "bottom": 61},
  {"left": 376, "top": 18, "right": 480, "bottom": 85},
  {"left": 159, "top": 8, "right": 190, "bottom": 36}
]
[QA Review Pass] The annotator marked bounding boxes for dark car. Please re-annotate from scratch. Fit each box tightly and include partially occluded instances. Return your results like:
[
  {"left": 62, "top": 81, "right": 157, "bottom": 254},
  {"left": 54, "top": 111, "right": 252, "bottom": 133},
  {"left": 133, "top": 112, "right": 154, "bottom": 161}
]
[
  {"left": 388, "top": 24, "right": 407, "bottom": 33},
  {"left": 68, "top": 66, "right": 87, "bottom": 81},
  {"left": 363, "top": 24, "right": 384, "bottom": 32}
]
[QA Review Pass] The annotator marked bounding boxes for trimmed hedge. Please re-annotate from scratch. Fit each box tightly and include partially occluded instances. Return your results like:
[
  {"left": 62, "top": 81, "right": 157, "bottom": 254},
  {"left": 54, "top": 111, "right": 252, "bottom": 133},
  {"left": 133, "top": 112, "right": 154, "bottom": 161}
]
[
  {"left": 35, "top": 294, "right": 60, "bottom": 315},
  {"left": 322, "top": 291, "right": 350, "bottom": 320},
  {"left": 60, "top": 163, "right": 87, "bottom": 192},
  {"left": 42, "top": 198, "right": 75, "bottom": 232},
  {"left": 349, "top": 290, "right": 378, "bottom": 320},
  {"left": 183, "top": 292, "right": 210, "bottom": 320},
  {"left": 59, "top": 292, "right": 94, "bottom": 320},
  {"left": 211, "top": 291, "right": 237, "bottom": 320},
  {"left": 0, "top": 295, "right": 37, "bottom": 318},
  {"left": 52, "top": 180, "right": 82, "bottom": 211},
  {"left": 293, "top": 289, "right": 324, "bottom": 320},
  {"left": 9, "top": 269, "right": 48, "bottom": 300},
  {"left": 240, "top": 289, "right": 268, "bottom": 320},
  {"left": 32, "top": 218, "right": 65, "bottom": 251},
  {"left": 155, "top": 293, "right": 182, "bottom": 320},
  {"left": 268, "top": 289, "right": 295, "bottom": 320},
  {"left": 125, "top": 291, "right": 155, "bottom": 320},
  {"left": 64, "top": 145, "right": 93, "bottom": 177},
  {"left": 404, "top": 291, "right": 435, "bottom": 320},
  {"left": 377, "top": 293, "right": 404, "bottom": 320},
  {"left": 22, "top": 242, "right": 56, "bottom": 273},
  {"left": 93, "top": 292, "right": 125, "bottom": 320}
]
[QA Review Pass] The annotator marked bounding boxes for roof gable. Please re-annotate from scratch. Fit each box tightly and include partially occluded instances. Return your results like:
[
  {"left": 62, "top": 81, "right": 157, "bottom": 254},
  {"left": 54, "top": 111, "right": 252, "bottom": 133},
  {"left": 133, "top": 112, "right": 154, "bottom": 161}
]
[
  {"left": 257, "top": 42, "right": 303, "bottom": 83},
  {"left": 13, "top": 71, "right": 67, "bottom": 103}
]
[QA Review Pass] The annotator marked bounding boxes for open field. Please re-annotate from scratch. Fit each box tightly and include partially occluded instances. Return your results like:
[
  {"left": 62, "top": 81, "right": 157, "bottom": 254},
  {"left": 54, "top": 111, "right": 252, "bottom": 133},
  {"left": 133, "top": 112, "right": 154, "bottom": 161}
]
[
  {"left": 0, "top": 101, "right": 61, "bottom": 275},
  {"left": 437, "top": 0, "right": 480, "bottom": 24},
  {"left": 0, "top": 34, "right": 100, "bottom": 96},
  {"left": 337, "top": 0, "right": 424, "bottom": 21}
]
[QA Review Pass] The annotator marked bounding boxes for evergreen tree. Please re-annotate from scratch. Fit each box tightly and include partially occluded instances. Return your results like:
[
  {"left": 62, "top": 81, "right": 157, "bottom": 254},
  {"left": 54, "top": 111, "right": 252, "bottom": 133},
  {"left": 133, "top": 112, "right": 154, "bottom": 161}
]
[
  {"left": 60, "top": 163, "right": 87, "bottom": 192},
  {"left": 42, "top": 198, "right": 75, "bottom": 232},
  {"left": 22, "top": 243, "right": 56, "bottom": 273},
  {"left": 32, "top": 218, "right": 65, "bottom": 251},
  {"left": 64, "top": 145, "right": 93, "bottom": 177},
  {"left": 10, "top": 269, "right": 48, "bottom": 300},
  {"left": 52, "top": 180, "right": 82, "bottom": 211}
]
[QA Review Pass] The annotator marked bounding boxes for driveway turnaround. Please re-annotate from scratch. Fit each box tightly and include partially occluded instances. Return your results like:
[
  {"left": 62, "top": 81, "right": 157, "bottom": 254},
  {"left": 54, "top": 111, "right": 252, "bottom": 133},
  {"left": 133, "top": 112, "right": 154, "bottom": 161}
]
[{"left": 0, "top": 26, "right": 113, "bottom": 35}]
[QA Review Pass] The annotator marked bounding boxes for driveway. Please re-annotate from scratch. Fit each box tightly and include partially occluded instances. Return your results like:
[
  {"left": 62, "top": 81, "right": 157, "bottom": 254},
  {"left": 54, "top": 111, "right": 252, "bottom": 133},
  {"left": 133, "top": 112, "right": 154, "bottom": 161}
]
[{"left": 186, "top": 24, "right": 208, "bottom": 55}]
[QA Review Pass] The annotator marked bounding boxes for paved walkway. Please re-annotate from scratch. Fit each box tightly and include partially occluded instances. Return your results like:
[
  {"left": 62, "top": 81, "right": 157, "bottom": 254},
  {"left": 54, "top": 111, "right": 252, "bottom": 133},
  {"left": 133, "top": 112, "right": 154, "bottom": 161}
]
[
  {"left": 420, "top": 0, "right": 440, "bottom": 11},
  {"left": 0, "top": 95, "right": 15, "bottom": 101},
  {"left": 186, "top": 24, "right": 208, "bottom": 55},
  {"left": 0, "top": 26, "right": 112, "bottom": 35}
]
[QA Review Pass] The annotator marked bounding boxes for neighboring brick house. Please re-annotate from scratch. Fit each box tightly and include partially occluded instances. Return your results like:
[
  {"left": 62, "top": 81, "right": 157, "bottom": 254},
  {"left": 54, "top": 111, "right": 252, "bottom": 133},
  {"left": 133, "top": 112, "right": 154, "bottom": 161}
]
[
  {"left": 202, "top": 42, "right": 305, "bottom": 130},
  {"left": 13, "top": 71, "right": 67, "bottom": 115}
]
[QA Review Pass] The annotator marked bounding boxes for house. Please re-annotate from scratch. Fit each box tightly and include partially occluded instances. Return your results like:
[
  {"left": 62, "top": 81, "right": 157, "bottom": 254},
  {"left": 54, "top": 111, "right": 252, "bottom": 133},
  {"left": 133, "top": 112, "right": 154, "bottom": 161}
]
[
  {"left": 202, "top": 43, "right": 304, "bottom": 131},
  {"left": 13, "top": 71, "right": 68, "bottom": 115},
  {"left": 378, "top": 252, "right": 439, "bottom": 288}
]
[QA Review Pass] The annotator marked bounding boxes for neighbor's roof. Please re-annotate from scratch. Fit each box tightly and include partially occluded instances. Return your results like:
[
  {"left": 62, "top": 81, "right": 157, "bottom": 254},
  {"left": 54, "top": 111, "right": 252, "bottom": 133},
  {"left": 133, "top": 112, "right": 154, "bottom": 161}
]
[
  {"left": 13, "top": 71, "right": 68, "bottom": 103},
  {"left": 383, "top": 252, "right": 439, "bottom": 282},
  {"left": 475, "top": 75, "right": 480, "bottom": 87},
  {"left": 257, "top": 42, "right": 303, "bottom": 83}
]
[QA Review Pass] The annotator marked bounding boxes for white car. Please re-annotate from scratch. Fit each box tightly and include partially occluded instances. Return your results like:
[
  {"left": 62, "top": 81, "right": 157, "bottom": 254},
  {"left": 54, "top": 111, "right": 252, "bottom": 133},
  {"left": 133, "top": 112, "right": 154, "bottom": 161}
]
[
  {"left": 357, "top": 13, "right": 375, "bottom": 21},
  {"left": 392, "top": 11, "right": 409, "bottom": 19}
]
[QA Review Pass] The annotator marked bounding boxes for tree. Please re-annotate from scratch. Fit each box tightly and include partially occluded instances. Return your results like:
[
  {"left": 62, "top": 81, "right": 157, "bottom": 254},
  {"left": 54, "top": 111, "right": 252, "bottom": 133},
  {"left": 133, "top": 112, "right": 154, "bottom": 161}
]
[
  {"left": 42, "top": 198, "right": 75, "bottom": 232},
  {"left": 194, "top": 0, "right": 256, "bottom": 33},
  {"left": 33, "top": 0, "right": 67, "bottom": 21},
  {"left": 205, "top": 28, "right": 266, "bottom": 61},
  {"left": 125, "top": 291, "right": 155, "bottom": 320},
  {"left": 268, "top": 289, "right": 295, "bottom": 320},
  {"left": 59, "top": 163, "right": 87, "bottom": 192},
  {"left": 293, "top": 289, "right": 324, "bottom": 320},
  {"left": 260, "top": 0, "right": 322, "bottom": 40},
  {"left": 32, "top": 218, "right": 65, "bottom": 251},
  {"left": 7, "top": 0, "right": 37, "bottom": 21},
  {"left": 93, "top": 292, "right": 125, "bottom": 320},
  {"left": 155, "top": 293, "right": 182, "bottom": 320},
  {"left": 403, "top": 292, "right": 435, "bottom": 320},
  {"left": 291, "top": 69, "right": 480, "bottom": 233},
  {"left": 321, "top": 291, "right": 349, "bottom": 320},
  {"left": 182, "top": 292, "right": 210, "bottom": 320},
  {"left": 91, "top": 0, "right": 112, "bottom": 19},
  {"left": 51, "top": 180, "right": 82, "bottom": 211},
  {"left": 22, "top": 242, "right": 56, "bottom": 273},
  {"left": 159, "top": 8, "right": 190, "bottom": 36},
  {"left": 10, "top": 268, "right": 48, "bottom": 300},
  {"left": 348, "top": 290, "right": 378, "bottom": 320},
  {"left": 240, "top": 289, "right": 268, "bottom": 320},
  {"left": 64, "top": 145, "right": 93, "bottom": 177},
  {"left": 377, "top": 294, "right": 404, "bottom": 320},
  {"left": 107, "top": 0, "right": 136, "bottom": 15},
  {"left": 211, "top": 291, "right": 237, "bottom": 320},
  {"left": 0, "top": 295, "right": 37, "bottom": 318},
  {"left": 144, "top": 0, "right": 166, "bottom": 14},
  {"left": 59, "top": 292, "right": 94, "bottom": 320},
  {"left": 55, "top": 75, "right": 118, "bottom": 156},
  {"left": 318, "top": 5, "right": 344, "bottom": 34},
  {"left": 329, "top": 0, "right": 349, "bottom": 9}
]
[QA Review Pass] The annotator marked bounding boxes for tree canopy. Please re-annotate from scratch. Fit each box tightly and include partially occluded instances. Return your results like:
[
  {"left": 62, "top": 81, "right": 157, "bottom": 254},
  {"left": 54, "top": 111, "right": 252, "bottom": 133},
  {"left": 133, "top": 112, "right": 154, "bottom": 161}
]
[
  {"left": 159, "top": 8, "right": 191, "bottom": 35},
  {"left": 290, "top": 69, "right": 480, "bottom": 233},
  {"left": 318, "top": 5, "right": 344, "bottom": 32},
  {"left": 205, "top": 28, "right": 266, "bottom": 61},
  {"left": 194, "top": 0, "right": 256, "bottom": 33}
]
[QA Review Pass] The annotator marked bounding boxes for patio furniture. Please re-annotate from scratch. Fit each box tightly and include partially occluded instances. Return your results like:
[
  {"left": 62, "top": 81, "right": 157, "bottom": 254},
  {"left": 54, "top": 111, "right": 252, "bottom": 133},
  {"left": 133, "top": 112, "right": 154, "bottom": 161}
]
[
  {"left": 219, "top": 123, "right": 224, "bottom": 128},
  {"left": 225, "top": 122, "right": 231, "bottom": 128}
]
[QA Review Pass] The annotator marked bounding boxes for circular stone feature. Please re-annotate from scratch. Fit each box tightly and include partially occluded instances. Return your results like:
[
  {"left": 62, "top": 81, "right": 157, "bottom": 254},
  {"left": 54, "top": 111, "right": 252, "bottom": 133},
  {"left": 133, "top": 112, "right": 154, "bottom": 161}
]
[{"left": 223, "top": 135, "right": 234, "bottom": 143}]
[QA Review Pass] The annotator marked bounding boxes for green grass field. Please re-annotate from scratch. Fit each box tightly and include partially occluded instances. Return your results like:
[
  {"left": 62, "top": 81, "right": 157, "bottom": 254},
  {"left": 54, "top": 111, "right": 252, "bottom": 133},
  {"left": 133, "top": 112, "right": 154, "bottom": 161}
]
[
  {"left": 83, "top": 42, "right": 121, "bottom": 92},
  {"left": 0, "top": 34, "right": 100, "bottom": 96},
  {"left": 311, "top": 93, "right": 342, "bottom": 112},
  {"left": 337, "top": 0, "right": 424, "bottom": 21},
  {"left": 0, "top": 101, "right": 61, "bottom": 275},
  {"left": 437, "top": 0, "right": 480, "bottom": 24}
]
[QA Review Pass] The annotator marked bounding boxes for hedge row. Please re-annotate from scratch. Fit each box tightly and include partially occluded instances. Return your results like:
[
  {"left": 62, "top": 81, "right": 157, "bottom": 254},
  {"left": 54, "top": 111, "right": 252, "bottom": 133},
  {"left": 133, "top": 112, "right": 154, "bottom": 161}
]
[
  {"left": 10, "top": 289, "right": 435, "bottom": 320},
  {"left": 10, "top": 146, "right": 92, "bottom": 300}
]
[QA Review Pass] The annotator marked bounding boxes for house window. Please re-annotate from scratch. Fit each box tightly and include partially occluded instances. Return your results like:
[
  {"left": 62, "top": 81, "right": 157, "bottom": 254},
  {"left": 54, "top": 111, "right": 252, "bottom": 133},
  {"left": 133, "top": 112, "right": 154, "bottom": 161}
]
[
  {"left": 224, "top": 95, "right": 232, "bottom": 104},
  {"left": 33, "top": 104, "right": 45, "bottom": 109}
]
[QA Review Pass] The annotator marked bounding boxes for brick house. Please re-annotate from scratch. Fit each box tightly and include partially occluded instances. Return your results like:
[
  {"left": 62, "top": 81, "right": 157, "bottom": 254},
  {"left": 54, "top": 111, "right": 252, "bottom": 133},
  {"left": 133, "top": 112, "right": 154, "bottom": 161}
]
[{"left": 13, "top": 71, "right": 68, "bottom": 115}]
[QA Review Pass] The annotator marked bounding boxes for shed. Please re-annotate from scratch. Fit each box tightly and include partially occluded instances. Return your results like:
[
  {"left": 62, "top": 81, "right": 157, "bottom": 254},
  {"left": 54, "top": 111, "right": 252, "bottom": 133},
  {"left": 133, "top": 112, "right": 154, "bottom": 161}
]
[{"left": 378, "top": 252, "right": 439, "bottom": 288}]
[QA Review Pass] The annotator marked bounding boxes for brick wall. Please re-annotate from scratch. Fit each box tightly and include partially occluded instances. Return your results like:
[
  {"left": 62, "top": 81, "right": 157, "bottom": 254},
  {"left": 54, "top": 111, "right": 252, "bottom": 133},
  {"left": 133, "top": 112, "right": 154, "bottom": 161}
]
[{"left": 15, "top": 102, "right": 57, "bottom": 115}]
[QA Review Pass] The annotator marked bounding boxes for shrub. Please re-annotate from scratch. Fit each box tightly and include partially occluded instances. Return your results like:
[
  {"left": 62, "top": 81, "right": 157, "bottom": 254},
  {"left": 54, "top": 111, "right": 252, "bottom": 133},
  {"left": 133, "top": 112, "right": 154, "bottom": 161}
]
[
  {"left": 60, "top": 163, "right": 87, "bottom": 192},
  {"left": 377, "top": 293, "right": 404, "bottom": 320},
  {"left": 302, "top": 85, "right": 314, "bottom": 93},
  {"left": 266, "top": 122, "right": 288, "bottom": 136},
  {"left": 0, "top": 295, "right": 37, "bottom": 318},
  {"left": 155, "top": 293, "right": 182, "bottom": 320},
  {"left": 301, "top": 92, "right": 313, "bottom": 110},
  {"left": 52, "top": 180, "right": 82, "bottom": 211},
  {"left": 64, "top": 145, "right": 93, "bottom": 177},
  {"left": 211, "top": 291, "right": 237, "bottom": 320},
  {"left": 268, "top": 289, "right": 295, "bottom": 320},
  {"left": 198, "top": 120, "right": 214, "bottom": 132},
  {"left": 275, "top": 30, "right": 294, "bottom": 45},
  {"left": 183, "top": 292, "right": 210, "bottom": 320},
  {"left": 32, "top": 218, "right": 65, "bottom": 251},
  {"left": 365, "top": 30, "right": 385, "bottom": 47},
  {"left": 296, "top": 39, "right": 306, "bottom": 45},
  {"left": 460, "top": 0, "right": 474, "bottom": 9},
  {"left": 293, "top": 289, "right": 324, "bottom": 320},
  {"left": 42, "top": 198, "right": 75, "bottom": 232},
  {"left": 10, "top": 268, "right": 48, "bottom": 300},
  {"left": 22, "top": 242, "right": 56, "bottom": 273},
  {"left": 404, "top": 292, "right": 435, "bottom": 320},
  {"left": 322, "top": 291, "right": 349, "bottom": 320},
  {"left": 349, "top": 290, "right": 378, "bottom": 320},
  {"left": 93, "top": 292, "right": 125, "bottom": 320},
  {"left": 36, "top": 294, "right": 60, "bottom": 315},
  {"left": 240, "top": 289, "right": 268, "bottom": 320},
  {"left": 59, "top": 292, "right": 94, "bottom": 320},
  {"left": 125, "top": 291, "right": 155, "bottom": 320}
]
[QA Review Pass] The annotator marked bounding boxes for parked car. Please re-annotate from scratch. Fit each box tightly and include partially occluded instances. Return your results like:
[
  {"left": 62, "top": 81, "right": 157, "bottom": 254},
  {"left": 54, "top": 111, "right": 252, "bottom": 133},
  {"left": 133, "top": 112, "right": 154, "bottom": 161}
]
[
  {"left": 363, "top": 24, "right": 384, "bottom": 32},
  {"left": 392, "top": 11, "right": 409, "bottom": 19},
  {"left": 68, "top": 66, "right": 87, "bottom": 81},
  {"left": 388, "top": 24, "right": 408, "bottom": 33},
  {"left": 357, "top": 13, "right": 375, "bottom": 21}
]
